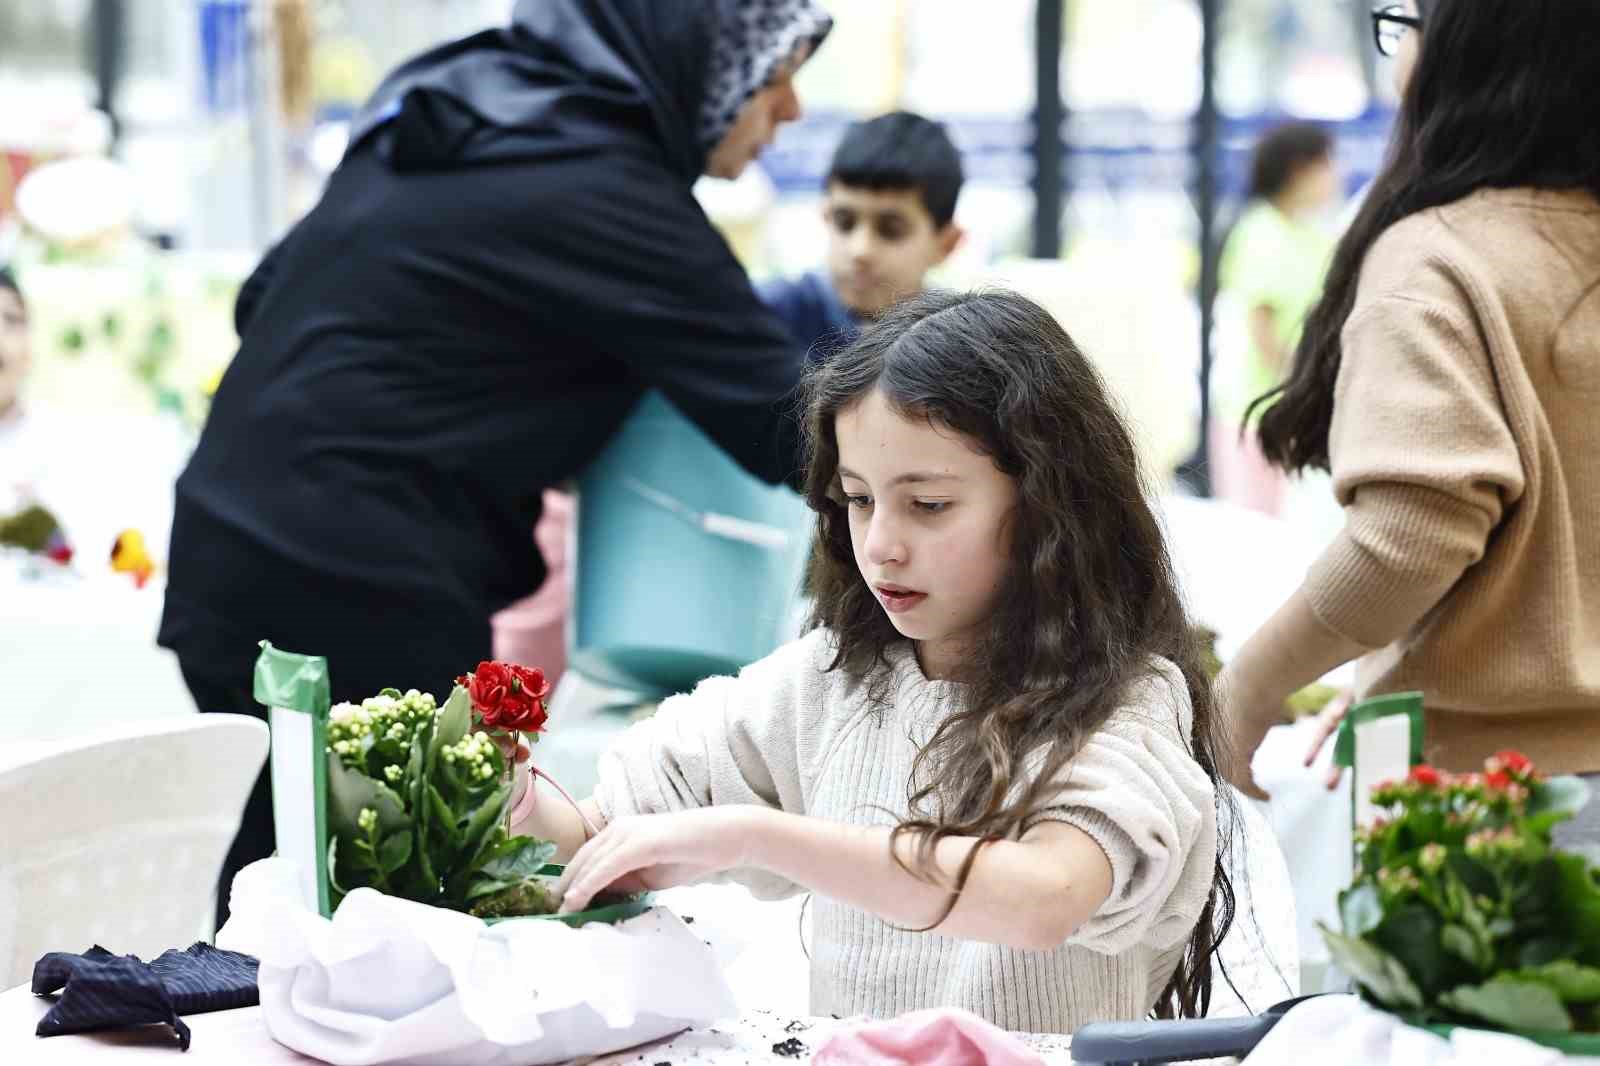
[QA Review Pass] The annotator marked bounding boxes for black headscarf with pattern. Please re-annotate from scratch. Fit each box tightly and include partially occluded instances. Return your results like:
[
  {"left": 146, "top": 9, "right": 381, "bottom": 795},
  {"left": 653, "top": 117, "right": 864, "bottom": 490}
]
[{"left": 346, "top": 0, "right": 830, "bottom": 182}]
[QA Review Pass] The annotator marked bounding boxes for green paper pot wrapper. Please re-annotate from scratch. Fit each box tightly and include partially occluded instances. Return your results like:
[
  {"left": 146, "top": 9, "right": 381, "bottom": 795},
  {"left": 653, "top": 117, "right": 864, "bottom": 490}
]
[{"left": 253, "top": 642, "right": 649, "bottom": 927}]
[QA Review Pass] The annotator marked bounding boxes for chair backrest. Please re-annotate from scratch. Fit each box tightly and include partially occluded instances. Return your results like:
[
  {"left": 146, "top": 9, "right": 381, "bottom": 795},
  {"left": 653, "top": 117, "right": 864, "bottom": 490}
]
[
  {"left": 1207, "top": 787, "right": 1301, "bottom": 1016},
  {"left": 0, "top": 714, "right": 268, "bottom": 988}
]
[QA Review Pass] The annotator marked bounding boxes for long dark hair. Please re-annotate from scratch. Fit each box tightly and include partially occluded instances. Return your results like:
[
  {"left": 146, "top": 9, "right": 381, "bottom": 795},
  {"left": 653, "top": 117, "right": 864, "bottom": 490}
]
[
  {"left": 1251, "top": 0, "right": 1600, "bottom": 471},
  {"left": 800, "top": 289, "right": 1235, "bottom": 1019}
]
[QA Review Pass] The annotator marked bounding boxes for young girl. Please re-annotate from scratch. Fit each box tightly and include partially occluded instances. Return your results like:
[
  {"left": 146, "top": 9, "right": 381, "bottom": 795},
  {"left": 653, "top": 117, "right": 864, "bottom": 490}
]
[{"left": 512, "top": 290, "right": 1232, "bottom": 1032}]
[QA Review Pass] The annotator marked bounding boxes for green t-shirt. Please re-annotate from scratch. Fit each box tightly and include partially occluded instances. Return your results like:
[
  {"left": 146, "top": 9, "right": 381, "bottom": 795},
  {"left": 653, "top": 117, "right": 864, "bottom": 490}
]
[{"left": 1217, "top": 202, "right": 1336, "bottom": 426}]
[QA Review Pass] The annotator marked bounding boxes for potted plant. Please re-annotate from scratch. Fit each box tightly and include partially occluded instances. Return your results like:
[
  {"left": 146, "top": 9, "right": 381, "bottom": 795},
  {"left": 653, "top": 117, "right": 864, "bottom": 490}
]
[
  {"left": 1320, "top": 751, "right": 1600, "bottom": 1051},
  {"left": 317, "top": 660, "right": 643, "bottom": 926}
]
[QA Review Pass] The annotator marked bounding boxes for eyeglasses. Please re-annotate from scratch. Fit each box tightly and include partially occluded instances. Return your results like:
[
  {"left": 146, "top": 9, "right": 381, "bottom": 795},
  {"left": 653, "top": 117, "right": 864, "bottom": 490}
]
[{"left": 1371, "top": 4, "right": 1422, "bottom": 57}]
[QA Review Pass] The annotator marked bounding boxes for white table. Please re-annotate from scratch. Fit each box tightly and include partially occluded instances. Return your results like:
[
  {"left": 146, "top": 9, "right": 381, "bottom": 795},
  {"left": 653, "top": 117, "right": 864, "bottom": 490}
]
[
  {"left": 1, "top": 984, "right": 1078, "bottom": 1064},
  {"left": 0, "top": 565, "right": 192, "bottom": 747}
]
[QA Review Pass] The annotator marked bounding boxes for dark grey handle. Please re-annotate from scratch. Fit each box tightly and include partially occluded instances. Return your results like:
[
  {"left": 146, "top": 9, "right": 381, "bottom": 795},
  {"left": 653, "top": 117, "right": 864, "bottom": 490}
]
[{"left": 1070, "top": 1012, "right": 1281, "bottom": 1064}]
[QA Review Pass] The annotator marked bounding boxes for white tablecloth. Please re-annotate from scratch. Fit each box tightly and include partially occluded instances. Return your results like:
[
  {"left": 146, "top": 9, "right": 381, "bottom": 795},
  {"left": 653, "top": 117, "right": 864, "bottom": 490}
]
[
  {"left": 0, "top": 984, "right": 1077, "bottom": 1065},
  {"left": 0, "top": 564, "right": 192, "bottom": 746}
]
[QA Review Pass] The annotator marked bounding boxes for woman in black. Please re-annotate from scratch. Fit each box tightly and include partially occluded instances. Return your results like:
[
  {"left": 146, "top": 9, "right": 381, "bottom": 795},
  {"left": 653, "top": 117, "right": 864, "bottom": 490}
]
[{"left": 163, "top": 0, "right": 832, "bottom": 926}]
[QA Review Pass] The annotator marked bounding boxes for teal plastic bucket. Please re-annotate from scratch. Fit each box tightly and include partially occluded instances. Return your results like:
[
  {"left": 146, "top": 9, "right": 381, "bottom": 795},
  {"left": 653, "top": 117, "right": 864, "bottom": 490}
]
[{"left": 571, "top": 391, "right": 813, "bottom": 696}]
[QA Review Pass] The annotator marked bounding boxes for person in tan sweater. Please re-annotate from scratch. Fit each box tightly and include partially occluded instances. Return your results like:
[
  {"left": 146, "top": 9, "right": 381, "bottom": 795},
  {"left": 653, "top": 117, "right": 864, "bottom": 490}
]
[{"left": 1221, "top": 0, "right": 1600, "bottom": 846}]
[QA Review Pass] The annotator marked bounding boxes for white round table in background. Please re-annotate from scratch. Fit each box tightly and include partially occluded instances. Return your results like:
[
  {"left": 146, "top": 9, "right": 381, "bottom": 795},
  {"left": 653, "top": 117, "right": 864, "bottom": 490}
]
[{"left": 0, "top": 565, "right": 192, "bottom": 747}]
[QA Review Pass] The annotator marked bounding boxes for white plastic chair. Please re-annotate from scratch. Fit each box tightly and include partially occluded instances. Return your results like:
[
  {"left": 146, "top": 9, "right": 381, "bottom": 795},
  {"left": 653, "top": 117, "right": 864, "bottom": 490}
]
[
  {"left": 1209, "top": 786, "right": 1301, "bottom": 1016},
  {"left": 0, "top": 714, "right": 268, "bottom": 988}
]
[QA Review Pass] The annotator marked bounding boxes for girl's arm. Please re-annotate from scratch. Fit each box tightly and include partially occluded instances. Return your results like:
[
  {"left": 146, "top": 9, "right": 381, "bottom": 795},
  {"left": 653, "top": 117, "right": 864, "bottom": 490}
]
[
  {"left": 750, "top": 810, "right": 1113, "bottom": 952},
  {"left": 560, "top": 665, "right": 1214, "bottom": 956},
  {"left": 507, "top": 769, "right": 606, "bottom": 862},
  {"left": 555, "top": 806, "right": 1113, "bottom": 953}
]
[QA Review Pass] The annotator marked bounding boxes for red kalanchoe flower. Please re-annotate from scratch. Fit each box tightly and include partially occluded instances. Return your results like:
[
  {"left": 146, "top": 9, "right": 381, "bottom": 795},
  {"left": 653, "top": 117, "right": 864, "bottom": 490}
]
[
  {"left": 456, "top": 661, "right": 551, "bottom": 735},
  {"left": 1487, "top": 750, "right": 1533, "bottom": 777},
  {"left": 1408, "top": 764, "right": 1442, "bottom": 788},
  {"left": 1484, "top": 770, "right": 1512, "bottom": 791}
]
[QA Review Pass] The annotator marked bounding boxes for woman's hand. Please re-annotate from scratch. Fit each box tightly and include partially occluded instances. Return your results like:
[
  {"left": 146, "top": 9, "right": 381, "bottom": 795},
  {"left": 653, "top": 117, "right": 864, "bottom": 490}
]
[
  {"left": 555, "top": 807, "right": 767, "bottom": 914},
  {"left": 1302, "top": 688, "right": 1353, "bottom": 790}
]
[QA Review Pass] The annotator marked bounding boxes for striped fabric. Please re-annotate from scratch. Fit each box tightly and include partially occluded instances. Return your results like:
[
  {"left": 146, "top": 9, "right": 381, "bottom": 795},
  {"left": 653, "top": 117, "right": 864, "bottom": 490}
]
[{"left": 32, "top": 943, "right": 259, "bottom": 1049}]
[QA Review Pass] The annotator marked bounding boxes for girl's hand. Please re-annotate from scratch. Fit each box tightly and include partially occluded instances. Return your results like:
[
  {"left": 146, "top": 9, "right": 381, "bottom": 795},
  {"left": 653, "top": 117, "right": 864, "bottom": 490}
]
[
  {"left": 491, "top": 730, "right": 531, "bottom": 767},
  {"left": 490, "top": 730, "right": 533, "bottom": 812},
  {"left": 555, "top": 807, "right": 765, "bottom": 913}
]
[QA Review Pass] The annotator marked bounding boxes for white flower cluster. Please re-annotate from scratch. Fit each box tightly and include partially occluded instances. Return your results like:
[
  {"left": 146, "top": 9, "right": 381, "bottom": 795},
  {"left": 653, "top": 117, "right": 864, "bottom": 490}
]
[
  {"left": 441, "top": 730, "right": 499, "bottom": 783},
  {"left": 326, "top": 689, "right": 437, "bottom": 771}
]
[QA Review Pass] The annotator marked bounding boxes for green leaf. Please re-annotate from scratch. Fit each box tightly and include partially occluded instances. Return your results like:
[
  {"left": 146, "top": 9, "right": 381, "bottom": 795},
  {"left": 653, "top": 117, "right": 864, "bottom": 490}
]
[
  {"left": 1441, "top": 924, "right": 1484, "bottom": 968},
  {"left": 433, "top": 686, "right": 472, "bottom": 756},
  {"left": 443, "top": 782, "right": 511, "bottom": 904},
  {"left": 1340, "top": 883, "right": 1384, "bottom": 936},
  {"left": 1446, "top": 853, "right": 1497, "bottom": 901},
  {"left": 1440, "top": 977, "right": 1572, "bottom": 1033},
  {"left": 1518, "top": 938, "right": 1572, "bottom": 968},
  {"left": 406, "top": 720, "right": 436, "bottom": 896},
  {"left": 478, "top": 836, "right": 558, "bottom": 883},
  {"left": 326, "top": 752, "right": 409, "bottom": 836},
  {"left": 427, "top": 785, "right": 459, "bottom": 838},
  {"left": 1374, "top": 903, "right": 1455, "bottom": 997},
  {"left": 379, "top": 832, "right": 414, "bottom": 874},
  {"left": 1318, "top": 924, "right": 1425, "bottom": 1009},
  {"left": 1515, "top": 960, "right": 1600, "bottom": 1004},
  {"left": 351, "top": 837, "right": 381, "bottom": 871}
]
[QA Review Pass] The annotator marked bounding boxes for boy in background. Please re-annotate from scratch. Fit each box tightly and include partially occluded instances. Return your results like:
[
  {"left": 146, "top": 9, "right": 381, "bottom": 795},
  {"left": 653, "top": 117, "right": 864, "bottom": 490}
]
[{"left": 760, "top": 110, "right": 964, "bottom": 357}]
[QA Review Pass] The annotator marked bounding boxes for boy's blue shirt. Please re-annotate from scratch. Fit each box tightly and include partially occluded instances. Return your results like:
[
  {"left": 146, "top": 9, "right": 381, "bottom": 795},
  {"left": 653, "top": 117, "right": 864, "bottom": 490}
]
[{"left": 758, "top": 271, "right": 861, "bottom": 364}]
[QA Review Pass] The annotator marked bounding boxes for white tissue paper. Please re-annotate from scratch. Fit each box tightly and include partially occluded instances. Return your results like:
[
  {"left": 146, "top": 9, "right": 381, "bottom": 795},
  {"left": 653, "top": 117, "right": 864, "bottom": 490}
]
[
  {"left": 1242, "top": 993, "right": 1600, "bottom": 1066},
  {"left": 217, "top": 857, "right": 739, "bottom": 1066},
  {"left": 1251, "top": 717, "right": 1355, "bottom": 982}
]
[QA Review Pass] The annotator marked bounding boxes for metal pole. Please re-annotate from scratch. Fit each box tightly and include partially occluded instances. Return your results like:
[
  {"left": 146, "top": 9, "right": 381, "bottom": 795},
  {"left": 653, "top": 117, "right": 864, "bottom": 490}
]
[
  {"left": 1031, "top": 0, "right": 1064, "bottom": 259},
  {"left": 1179, "top": 0, "right": 1221, "bottom": 497},
  {"left": 90, "top": 0, "right": 125, "bottom": 144}
]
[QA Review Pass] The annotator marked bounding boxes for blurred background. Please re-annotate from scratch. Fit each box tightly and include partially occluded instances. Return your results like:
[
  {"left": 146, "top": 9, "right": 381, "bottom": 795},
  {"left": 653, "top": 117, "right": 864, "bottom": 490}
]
[
  {"left": 0, "top": 0, "right": 1397, "bottom": 464},
  {"left": 0, "top": 0, "right": 1396, "bottom": 739}
]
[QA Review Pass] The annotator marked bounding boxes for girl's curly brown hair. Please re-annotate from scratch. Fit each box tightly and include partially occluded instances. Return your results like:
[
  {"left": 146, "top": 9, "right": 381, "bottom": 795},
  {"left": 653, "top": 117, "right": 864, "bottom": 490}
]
[{"left": 800, "top": 288, "right": 1235, "bottom": 1019}]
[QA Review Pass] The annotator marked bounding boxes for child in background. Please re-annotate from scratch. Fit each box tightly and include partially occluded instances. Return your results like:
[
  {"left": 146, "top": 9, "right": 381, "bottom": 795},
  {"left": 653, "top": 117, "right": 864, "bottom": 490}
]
[
  {"left": 760, "top": 111, "right": 964, "bottom": 357},
  {"left": 1213, "top": 122, "right": 1340, "bottom": 516},
  {"left": 508, "top": 290, "right": 1231, "bottom": 1033}
]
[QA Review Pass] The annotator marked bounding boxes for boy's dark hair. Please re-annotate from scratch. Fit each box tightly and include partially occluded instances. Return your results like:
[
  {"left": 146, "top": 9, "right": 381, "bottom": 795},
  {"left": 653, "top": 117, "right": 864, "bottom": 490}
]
[
  {"left": 827, "top": 111, "right": 964, "bottom": 227},
  {"left": 1246, "top": 121, "right": 1333, "bottom": 202},
  {"left": 801, "top": 289, "right": 1236, "bottom": 1020}
]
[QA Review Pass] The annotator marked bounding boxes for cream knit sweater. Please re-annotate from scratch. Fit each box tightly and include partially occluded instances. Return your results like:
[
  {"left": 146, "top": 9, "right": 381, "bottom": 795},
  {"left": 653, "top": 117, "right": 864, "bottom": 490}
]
[{"left": 592, "top": 630, "right": 1217, "bottom": 1033}]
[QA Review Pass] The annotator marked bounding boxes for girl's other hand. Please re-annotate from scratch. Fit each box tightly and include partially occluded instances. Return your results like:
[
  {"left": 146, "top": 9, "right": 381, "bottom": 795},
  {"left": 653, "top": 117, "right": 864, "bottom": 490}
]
[
  {"left": 491, "top": 730, "right": 531, "bottom": 766},
  {"left": 555, "top": 807, "right": 766, "bottom": 913}
]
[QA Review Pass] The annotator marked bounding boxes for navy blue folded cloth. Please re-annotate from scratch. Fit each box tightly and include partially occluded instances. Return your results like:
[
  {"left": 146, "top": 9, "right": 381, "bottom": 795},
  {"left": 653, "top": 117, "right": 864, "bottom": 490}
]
[{"left": 32, "top": 942, "right": 260, "bottom": 1050}]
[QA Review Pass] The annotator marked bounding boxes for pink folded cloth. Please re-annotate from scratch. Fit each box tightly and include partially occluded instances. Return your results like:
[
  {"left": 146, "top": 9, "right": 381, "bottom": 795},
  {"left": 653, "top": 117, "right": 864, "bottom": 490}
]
[{"left": 812, "top": 1008, "right": 1047, "bottom": 1066}]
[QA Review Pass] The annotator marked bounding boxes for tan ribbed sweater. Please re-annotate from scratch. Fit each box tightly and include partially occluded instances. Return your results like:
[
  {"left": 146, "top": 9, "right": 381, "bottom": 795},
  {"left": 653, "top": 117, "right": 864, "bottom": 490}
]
[
  {"left": 592, "top": 630, "right": 1217, "bottom": 1034},
  {"left": 1304, "top": 187, "right": 1600, "bottom": 773}
]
